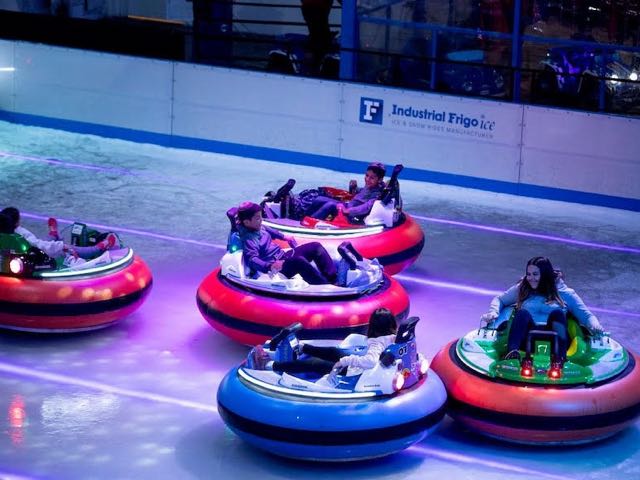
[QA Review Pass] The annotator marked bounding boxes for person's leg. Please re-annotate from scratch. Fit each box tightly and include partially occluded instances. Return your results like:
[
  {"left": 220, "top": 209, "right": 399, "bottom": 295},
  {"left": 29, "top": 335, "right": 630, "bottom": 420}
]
[
  {"left": 293, "top": 242, "right": 337, "bottom": 283},
  {"left": 272, "top": 357, "right": 335, "bottom": 374},
  {"left": 301, "top": 343, "right": 344, "bottom": 363},
  {"left": 546, "top": 309, "right": 569, "bottom": 361},
  {"left": 307, "top": 196, "right": 339, "bottom": 219},
  {"left": 65, "top": 233, "right": 118, "bottom": 259},
  {"left": 281, "top": 257, "right": 328, "bottom": 284},
  {"left": 301, "top": 0, "right": 333, "bottom": 72},
  {"left": 505, "top": 309, "right": 535, "bottom": 356},
  {"left": 69, "top": 245, "right": 103, "bottom": 259}
]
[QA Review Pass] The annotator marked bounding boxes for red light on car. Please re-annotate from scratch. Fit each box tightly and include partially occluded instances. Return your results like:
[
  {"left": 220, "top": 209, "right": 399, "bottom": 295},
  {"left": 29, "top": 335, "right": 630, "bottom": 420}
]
[
  {"left": 548, "top": 367, "right": 562, "bottom": 379},
  {"left": 520, "top": 366, "right": 533, "bottom": 377}
]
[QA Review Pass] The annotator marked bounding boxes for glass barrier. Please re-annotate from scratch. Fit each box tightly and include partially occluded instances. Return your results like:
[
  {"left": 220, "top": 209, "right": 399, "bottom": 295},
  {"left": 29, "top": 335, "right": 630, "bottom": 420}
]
[{"left": 0, "top": 0, "right": 639, "bottom": 115}]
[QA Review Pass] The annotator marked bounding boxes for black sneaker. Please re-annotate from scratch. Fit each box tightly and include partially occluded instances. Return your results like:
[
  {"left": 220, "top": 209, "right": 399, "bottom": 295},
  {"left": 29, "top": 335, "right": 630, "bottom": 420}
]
[
  {"left": 272, "top": 179, "right": 296, "bottom": 203},
  {"left": 268, "top": 322, "right": 303, "bottom": 351}
]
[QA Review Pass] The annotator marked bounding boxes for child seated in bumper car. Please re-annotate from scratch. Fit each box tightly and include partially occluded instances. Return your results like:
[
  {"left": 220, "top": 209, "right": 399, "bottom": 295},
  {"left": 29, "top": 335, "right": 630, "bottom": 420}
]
[
  {"left": 265, "top": 163, "right": 403, "bottom": 223},
  {"left": 0, "top": 207, "right": 118, "bottom": 262},
  {"left": 237, "top": 201, "right": 338, "bottom": 285},
  {"left": 248, "top": 307, "right": 397, "bottom": 375}
]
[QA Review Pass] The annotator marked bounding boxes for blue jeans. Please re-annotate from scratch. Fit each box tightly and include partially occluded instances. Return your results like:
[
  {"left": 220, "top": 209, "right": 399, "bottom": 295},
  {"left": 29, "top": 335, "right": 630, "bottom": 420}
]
[
  {"left": 507, "top": 309, "right": 569, "bottom": 360},
  {"left": 306, "top": 195, "right": 340, "bottom": 220}
]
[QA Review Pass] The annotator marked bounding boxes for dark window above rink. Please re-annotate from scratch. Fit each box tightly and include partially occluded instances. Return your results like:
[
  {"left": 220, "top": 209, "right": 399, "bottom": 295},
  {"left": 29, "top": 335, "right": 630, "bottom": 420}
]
[{"left": 1, "top": 0, "right": 639, "bottom": 116}]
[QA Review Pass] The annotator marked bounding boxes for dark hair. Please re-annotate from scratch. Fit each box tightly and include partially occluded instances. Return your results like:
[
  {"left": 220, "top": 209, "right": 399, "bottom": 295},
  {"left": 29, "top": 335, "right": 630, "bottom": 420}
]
[
  {"left": 517, "top": 256, "right": 563, "bottom": 308},
  {"left": 0, "top": 212, "right": 15, "bottom": 234},
  {"left": 367, "top": 307, "right": 397, "bottom": 338},
  {"left": 367, "top": 162, "right": 386, "bottom": 179},
  {"left": 0, "top": 207, "right": 19, "bottom": 229},
  {"left": 237, "top": 202, "right": 262, "bottom": 222}
]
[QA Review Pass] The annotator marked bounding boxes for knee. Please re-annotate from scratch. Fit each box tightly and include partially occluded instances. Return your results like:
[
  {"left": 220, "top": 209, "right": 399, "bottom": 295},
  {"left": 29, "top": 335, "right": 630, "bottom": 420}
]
[
  {"left": 548, "top": 309, "right": 567, "bottom": 325},
  {"left": 514, "top": 309, "right": 533, "bottom": 323},
  {"left": 308, "top": 241, "right": 323, "bottom": 252}
]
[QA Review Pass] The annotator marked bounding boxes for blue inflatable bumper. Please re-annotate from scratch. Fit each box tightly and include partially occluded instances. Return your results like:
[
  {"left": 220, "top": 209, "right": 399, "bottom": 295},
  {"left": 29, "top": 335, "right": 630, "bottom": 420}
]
[{"left": 217, "top": 367, "right": 447, "bottom": 461}]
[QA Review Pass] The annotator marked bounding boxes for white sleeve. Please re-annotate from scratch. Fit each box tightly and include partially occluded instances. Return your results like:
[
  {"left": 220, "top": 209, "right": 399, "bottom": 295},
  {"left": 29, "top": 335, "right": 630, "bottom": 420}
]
[
  {"left": 16, "top": 226, "right": 64, "bottom": 259},
  {"left": 339, "top": 335, "right": 394, "bottom": 370}
]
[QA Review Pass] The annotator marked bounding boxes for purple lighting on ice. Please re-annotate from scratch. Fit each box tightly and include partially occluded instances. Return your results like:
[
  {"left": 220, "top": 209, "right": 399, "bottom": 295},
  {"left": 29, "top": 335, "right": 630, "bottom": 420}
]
[
  {"left": 408, "top": 445, "right": 567, "bottom": 480},
  {"left": 21, "top": 213, "right": 227, "bottom": 250},
  {"left": 414, "top": 215, "right": 640, "bottom": 254},
  {"left": 0, "top": 151, "right": 134, "bottom": 175},
  {"left": 0, "top": 361, "right": 217, "bottom": 413}
]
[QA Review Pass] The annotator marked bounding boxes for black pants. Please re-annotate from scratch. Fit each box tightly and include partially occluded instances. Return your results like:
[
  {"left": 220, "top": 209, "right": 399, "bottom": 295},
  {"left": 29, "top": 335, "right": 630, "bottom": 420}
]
[
  {"left": 272, "top": 343, "right": 344, "bottom": 374},
  {"left": 507, "top": 309, "right": 569, "bottom": 360},
  {"left": 281, "top": 242, "right": 336, "bottom": 285}
]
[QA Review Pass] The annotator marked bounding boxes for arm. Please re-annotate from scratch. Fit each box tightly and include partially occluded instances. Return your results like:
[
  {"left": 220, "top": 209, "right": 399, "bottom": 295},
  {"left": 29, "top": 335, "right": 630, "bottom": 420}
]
[
  {"left": 242, "top": 235, "right": 272, "bottom": 273},
  {"left": 344, "top": 198, "right": 376, "bottom": 217},
  {"left": 481, "top": 283, "right": 519, "bottom": 322},
  {"left": 15, "top": 226, "right": 64, "bottom": 258},
  {"left": 264, "top": 225, "right": 285, "bottom": 241},
  {"left": 336, "top": 335, "right": 394, "bottom": 370},
  {"left": 561, "top": 287, "right": 603, "bottom": 332}
]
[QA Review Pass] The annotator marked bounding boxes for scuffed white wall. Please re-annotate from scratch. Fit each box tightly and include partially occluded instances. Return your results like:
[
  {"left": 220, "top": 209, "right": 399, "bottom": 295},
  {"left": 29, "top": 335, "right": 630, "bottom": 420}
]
[{"left": 0, "top": 40, "right": 638, "bottom": 206}]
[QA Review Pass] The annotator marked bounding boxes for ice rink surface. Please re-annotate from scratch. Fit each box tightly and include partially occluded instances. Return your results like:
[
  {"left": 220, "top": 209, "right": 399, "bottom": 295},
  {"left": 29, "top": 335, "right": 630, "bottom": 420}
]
[{"left": 0, "top": 119, "right": 639, "bottom": 480}]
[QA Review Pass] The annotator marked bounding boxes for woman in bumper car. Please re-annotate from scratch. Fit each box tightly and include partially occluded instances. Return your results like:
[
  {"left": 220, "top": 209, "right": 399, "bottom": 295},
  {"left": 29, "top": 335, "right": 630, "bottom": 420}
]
[{"left": 481, "top": 256, "right": 604, "bottom": 366}]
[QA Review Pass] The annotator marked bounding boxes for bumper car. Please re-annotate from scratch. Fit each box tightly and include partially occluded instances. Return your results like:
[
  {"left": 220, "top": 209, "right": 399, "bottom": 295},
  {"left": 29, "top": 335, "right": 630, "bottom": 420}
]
[
  {"left": 217, "top": 317, "right": 447, "bottom": 461},
  {"left": 0, "top": 223, "right": 152, "bottom": 332},
  {"left": 196, "top": 209, "right": 410, "bottom": 345},
  {"left": 261, "top": 165, "right": 425, "bottom": 275},
  {"left": 431, "top": 312, "right": 640, "bottom": 445}
]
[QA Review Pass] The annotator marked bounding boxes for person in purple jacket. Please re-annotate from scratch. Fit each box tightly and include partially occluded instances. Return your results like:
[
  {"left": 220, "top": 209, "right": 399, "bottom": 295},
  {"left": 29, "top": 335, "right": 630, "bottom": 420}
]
[
  {"left": 236, "top": 202, "right": 337, "bottom": 285},
  {"left": 305, "top": 162, "right": 387, "bottom": 221}
]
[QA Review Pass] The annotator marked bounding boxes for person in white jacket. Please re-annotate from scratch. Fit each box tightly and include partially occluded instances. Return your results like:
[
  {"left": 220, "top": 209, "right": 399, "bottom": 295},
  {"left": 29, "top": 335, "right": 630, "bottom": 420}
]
[
  {"left": 1, "top": 207, "right": 116, "bottom": 260},
  {"left": 249, "top": 308, "right": 398, "bottom": 375}
]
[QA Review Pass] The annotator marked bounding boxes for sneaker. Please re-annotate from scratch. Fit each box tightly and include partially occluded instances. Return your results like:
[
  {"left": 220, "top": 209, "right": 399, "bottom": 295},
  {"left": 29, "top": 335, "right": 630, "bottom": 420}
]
[
  {"left": 272, "top": 179, "right": 296, "bottom": 203},
  {"left": 247, "top": 345, "right": 269, "bottom": 370},
  {"left": 97, "top": 233, "right": 118, "bottom": 250},
  {"left": 261, "top": 191, "right": 276, "bottom": 205},
  {"left": 48, "top": 217, "right": 60, "bottom": 240},
  {"left": 502, "top": 350, "right": 521, "bottom": 361}
]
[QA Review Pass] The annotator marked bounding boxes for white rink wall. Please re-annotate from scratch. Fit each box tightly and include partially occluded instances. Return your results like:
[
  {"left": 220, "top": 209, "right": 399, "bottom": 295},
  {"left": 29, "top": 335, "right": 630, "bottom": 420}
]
[{"left": 0, "top": 39, "right": 638, "bottom": 210}]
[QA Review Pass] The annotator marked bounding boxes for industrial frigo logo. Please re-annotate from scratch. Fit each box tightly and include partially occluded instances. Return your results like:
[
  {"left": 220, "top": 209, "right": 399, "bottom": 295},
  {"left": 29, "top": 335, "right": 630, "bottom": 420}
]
[{"left": 359, "top": 97, "right": 384, "bottom": 124}]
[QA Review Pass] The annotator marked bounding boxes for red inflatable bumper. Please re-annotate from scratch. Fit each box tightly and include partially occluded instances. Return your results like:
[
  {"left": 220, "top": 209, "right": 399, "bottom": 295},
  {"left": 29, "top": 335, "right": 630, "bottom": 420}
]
[
  {"left": 196, "top": 269, "right": 410, "bottom": 345},
  {"left": 431, "top": 340, "right": 640, "bottom": 444},
  {"left": 0, "top": 255, "right": 152, "bottom": 332},
  {"left": 269, "top": 214, "right": 425, "bottom": 275}
]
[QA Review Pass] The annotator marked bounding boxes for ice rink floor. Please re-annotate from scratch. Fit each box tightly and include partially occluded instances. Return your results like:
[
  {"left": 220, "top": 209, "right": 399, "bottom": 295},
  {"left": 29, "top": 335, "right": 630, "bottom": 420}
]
[{"left": 0, "top": 119, "right": 639, "bottom": 480}]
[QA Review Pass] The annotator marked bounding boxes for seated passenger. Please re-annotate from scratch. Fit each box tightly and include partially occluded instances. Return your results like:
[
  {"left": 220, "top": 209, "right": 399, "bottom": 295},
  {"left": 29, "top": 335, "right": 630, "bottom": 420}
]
[
  {"left": 304, "top": 162, "right": 387, "bottom": 221},
  {"left": 249, "top": 308, "right": 398, "bottom": 375},
  {"left": 267, "top": 163, "right": 402, "bottom": 222},
  {"left": 0, "top": 207, "right": 117, "bottom": 260},
  {"left": 237, "top": 201, "right": 337, "bottom": 285},
  {"left": 481, "top": 256, "right": 604, "bottom": 365}
]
